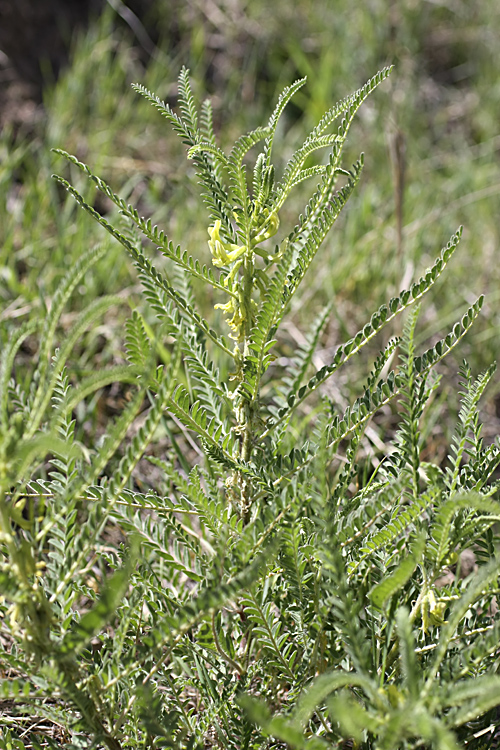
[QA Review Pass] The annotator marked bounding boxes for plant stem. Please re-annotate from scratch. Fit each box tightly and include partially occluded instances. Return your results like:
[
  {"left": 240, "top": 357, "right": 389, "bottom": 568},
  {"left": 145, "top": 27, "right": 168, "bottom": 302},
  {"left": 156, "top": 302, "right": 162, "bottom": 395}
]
[{"left": 237, "top": 251, "right": 256, "bottom": 522}]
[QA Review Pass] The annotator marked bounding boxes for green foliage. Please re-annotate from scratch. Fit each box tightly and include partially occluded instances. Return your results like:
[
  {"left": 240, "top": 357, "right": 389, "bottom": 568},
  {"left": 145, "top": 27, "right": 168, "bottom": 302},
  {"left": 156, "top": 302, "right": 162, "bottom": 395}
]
[{"left": 1, "top": 65, "right": 498, "bottom": 750}]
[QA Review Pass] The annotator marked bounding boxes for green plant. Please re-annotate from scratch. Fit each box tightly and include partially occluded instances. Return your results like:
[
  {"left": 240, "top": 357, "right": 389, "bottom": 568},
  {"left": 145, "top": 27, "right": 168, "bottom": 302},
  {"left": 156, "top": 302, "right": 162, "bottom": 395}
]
[{"left": 1, "top": 66, "right": 499, "bottom": 750}]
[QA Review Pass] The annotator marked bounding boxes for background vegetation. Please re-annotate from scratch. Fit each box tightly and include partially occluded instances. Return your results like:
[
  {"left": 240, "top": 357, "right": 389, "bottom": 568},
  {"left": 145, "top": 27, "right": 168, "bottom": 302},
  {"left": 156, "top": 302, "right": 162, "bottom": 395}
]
[
  {"left": 2, "top": 0, "right": 499, "bottom": 445},
  {"left": 1, "top": 0, "right": 499, "bottom": 746}
]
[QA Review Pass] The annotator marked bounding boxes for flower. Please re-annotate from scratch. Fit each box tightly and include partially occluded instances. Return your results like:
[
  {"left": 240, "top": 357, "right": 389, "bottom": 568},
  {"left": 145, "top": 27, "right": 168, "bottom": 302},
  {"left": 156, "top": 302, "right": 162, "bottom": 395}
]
[
  {"left": 251, "top": 209, "right": 280, "bottom": 245},
  {"left": 214, "top": 298, "right": 244, "bottom": 339},
  {"left": 208, "top": 221, "right": 245, "bottom": 267}
]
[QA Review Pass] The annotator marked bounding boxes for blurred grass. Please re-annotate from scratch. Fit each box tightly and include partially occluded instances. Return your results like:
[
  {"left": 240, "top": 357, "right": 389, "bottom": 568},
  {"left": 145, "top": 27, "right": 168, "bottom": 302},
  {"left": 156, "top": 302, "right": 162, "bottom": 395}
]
[{"left": 1, "top": 0, "right": 499, "bottom": 437}]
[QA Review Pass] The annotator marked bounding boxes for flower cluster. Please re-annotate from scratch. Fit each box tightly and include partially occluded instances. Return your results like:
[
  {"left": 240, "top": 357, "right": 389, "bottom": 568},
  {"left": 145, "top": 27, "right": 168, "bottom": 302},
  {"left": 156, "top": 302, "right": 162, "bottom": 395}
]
[{"left": 206, "top": 211, "right": 280, "bottom": 341}]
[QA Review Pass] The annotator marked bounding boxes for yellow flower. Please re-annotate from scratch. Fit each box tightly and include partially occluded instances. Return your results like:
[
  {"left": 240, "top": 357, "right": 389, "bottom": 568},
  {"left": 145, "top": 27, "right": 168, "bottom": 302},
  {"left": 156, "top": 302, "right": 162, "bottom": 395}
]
[
  {"left": 208, "top": 221, "right": 245, "bottom": 267},
  {"left": 422, "top": 590, "right": 448, "bottom": 633},
  {"left": 252, "top": 210, "right": 280, "bottom": 245},
  {"left": 215, "top": 298, "right": 245, "bottom": 340}
]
